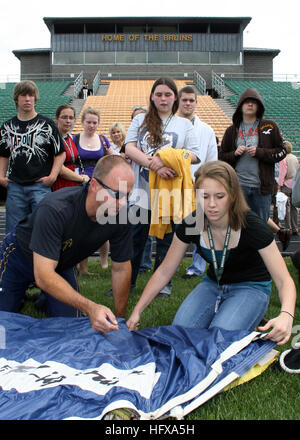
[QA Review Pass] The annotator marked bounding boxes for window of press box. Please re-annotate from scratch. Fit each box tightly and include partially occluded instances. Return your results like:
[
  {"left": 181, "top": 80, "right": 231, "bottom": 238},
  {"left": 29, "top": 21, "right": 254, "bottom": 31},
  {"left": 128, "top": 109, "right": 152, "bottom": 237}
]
[
  {"left": 116, "top": 52, "right": 147, "bottom": 64},
  {"left": 148, "top": 51, "right": 178, "bottom": 63},
  {"left": 85, "top": 52, "right": 115, "bottom": 64},
  {"left": 53, "top": 52, "right": 84, "bottom": 64},
  {"left": 179, "top": 51, "right": 209, "bottom": 64},
  {"left": 210, "top": 51, "right": 241, "bottom": 64}
]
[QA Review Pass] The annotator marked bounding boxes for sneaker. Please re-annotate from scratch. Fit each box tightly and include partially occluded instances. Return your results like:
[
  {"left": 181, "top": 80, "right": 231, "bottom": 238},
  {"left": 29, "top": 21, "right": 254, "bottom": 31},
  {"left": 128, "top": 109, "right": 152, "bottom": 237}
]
[
  {"left": 158, "top": 284, "right": 172, "bottom": 297},
  {"left": 279, "top": 343, "right": 300, "bottom": 374},
  {"left": 277, "top": 228, "right": 291, "bottom": 251},
  {"left": 105, "top": 285, "right": 135, "bottom": 296},
  {"left": 182, "top": 272, "right": 200, "bottom": 279},
  {"left": 103, "top": 408, "right": 140, "bottom": 420},
  {"left": 34, "top": 292, "right": 48, "bottom": 314},
  {"left": 24, "top": 290, "right": 43, "bottom": 302}
]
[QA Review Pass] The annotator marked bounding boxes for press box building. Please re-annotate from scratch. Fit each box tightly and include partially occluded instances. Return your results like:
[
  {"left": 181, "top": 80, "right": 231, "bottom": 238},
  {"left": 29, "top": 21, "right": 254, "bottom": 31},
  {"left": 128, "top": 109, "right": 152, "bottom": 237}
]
[{"left": 13, "top": 16, "right": 280, "bottom": 91}]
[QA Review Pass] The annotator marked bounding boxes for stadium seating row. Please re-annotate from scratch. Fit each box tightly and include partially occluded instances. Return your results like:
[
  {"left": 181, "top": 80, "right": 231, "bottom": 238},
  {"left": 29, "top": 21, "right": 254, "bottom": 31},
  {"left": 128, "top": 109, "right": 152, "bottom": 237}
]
[
  {"left": 1, "top": 78, "right": 298, "bottom": 155},
  {"left": 72, "top": 80, "right": 232, "bottom": 142},
  {"left": 225, "top": 80, "right": 300, "bottom": 154},
  {"left": 0, "top": 81, "right": 72, "bottom": 123}
]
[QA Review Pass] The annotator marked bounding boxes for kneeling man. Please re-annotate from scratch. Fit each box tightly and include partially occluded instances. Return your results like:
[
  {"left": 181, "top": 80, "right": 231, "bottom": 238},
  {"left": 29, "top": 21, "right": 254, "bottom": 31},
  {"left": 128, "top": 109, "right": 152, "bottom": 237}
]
[{"left": 0, "top": 155, "right": 134, "bottom": 333}]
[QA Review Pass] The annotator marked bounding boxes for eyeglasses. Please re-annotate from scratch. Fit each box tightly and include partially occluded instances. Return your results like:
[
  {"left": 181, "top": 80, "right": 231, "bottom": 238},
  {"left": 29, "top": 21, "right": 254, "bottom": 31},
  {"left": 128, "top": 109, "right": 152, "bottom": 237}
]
[
  {"left": 59, "top": 115, "right": 75, "bottom": 120},
  {"left": 94, "top": 177, "right": 129, "bottom": 200}
]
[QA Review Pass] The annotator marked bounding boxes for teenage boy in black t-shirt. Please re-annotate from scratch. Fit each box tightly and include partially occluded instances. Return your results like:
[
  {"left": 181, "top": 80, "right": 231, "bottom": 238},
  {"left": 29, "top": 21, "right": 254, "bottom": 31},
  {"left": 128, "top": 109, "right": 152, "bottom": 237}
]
[
  {"left": 0, "top": 80, "right": 66, "bottom": 233},
  {"left": 0, "top": 155, "right": 134, "bottom": 334}
]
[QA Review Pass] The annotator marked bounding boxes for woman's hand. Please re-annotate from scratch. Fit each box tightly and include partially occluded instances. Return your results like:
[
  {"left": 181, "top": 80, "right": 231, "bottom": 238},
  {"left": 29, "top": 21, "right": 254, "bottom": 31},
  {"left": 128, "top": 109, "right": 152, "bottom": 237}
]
[
  {"left": 149, "top": 155, "right": 165, "bottom": 172},
  {"left": 127, "top": 309, "right": 142, "bottom": 331},
  {"left": 156, "top": 166, "right": 177, "bottom": 179},
  {"left": 258, "top": 313, "right": 293, "bottom": 345},
  {"left": 81, "top": 174, "right": 90, "bottom": 182}
]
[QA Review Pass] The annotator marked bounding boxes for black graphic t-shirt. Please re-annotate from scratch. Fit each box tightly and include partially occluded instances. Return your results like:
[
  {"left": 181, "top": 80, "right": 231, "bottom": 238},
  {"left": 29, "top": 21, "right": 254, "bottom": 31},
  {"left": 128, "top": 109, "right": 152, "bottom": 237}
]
[
  {"left": 16, "top": 184, "right": 132, "bottom": 271},
  {"left": 0, "top": 114, "right": 65, "bottom": 185}
]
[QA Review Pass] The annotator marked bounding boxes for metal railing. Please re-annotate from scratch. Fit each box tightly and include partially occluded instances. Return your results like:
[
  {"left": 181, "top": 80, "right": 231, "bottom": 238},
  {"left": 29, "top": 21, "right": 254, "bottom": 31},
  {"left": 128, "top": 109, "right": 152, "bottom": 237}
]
[
  {"left": 20, "top": 73, "right": 79, "bottom": 82},
  {"left": 193, "top": 71, "right": 206, "bottom": 95},
  {"left": 212, "top": 71, "right": 225, "bottom": 98},
  {"left": 93, "top": 71, "right": 101, "bottom": 95},
  {"left": 97, "top": 71, "right": 194, "bottom": 81},
  {"left": 216, "top": 72, "right": 300, "bottom": 83},
  {"left": 73, "top": 72, "right": 83, "bottom": 97}
]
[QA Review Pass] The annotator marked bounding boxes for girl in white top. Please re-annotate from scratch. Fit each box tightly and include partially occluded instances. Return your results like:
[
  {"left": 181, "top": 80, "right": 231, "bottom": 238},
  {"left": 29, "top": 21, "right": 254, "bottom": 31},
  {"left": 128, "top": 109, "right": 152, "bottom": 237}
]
[{"left": 124, "top": 77, "right": 200, "bottom": 291}]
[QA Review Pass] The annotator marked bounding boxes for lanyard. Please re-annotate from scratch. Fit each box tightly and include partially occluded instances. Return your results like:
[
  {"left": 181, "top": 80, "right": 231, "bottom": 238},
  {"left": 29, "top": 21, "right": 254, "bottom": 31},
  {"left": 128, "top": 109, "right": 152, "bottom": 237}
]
[
  {"left": 64, "top": 135, "right": 76, "bottom": 164},
  {"left": 206, "top": 223, "right": 231, "bottom": 312},
  {"left": 161, "top": 113, "right": 173, "bottom": 135}
]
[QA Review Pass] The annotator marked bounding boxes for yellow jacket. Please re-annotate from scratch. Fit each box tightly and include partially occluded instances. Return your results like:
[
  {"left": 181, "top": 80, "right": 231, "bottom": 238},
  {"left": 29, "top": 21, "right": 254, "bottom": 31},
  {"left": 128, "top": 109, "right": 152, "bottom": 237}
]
[{"left": 149, "top": 148, "right": 196, "bottom": 239}]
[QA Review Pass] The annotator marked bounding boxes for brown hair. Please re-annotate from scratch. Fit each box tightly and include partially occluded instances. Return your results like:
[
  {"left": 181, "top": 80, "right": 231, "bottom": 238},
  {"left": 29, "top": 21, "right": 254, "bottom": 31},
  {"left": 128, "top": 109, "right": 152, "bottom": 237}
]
[
  {"left": 178, "top": 85, "right": 197, "bottom": 100},
  {"left": 55, "top": 105, "right": 76, "bottom": 119},
  {"left": 13, "top": 80, "right": 39, "bottom": 107},
  {"left": 140, "top": 77, "right": 178, "bottom": 146},
  {"left": 194, "top": 160, "right": 249, "bottom": 230}
]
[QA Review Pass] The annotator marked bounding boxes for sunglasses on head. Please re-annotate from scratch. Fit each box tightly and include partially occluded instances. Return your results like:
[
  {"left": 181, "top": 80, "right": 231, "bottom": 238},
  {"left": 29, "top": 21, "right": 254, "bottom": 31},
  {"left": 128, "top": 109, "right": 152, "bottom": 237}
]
[
  {"left": 94, "top": 177, "right": 129, "bottom": 200},
  {"left": 132, "top": 106, "right": 147, "bottom": 112}
]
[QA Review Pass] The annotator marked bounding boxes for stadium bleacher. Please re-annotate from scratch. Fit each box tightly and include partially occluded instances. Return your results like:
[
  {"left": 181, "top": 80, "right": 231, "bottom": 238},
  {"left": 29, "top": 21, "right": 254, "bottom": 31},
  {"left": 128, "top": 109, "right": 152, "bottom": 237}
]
[
  {"left": 0, "top": 76, "right": 299, "bottom": 254},
  {"left": 72, "top": 80, "right": 232, "bottom": 142},
  {"left": 0, "top": 77, "right": 299, "bottom": 152},
  {"left": 225, "top": 80, "right": 300, "bottom": 154},
  {"left": 0, "top": 81, "right": 72, "bottom": 123}
]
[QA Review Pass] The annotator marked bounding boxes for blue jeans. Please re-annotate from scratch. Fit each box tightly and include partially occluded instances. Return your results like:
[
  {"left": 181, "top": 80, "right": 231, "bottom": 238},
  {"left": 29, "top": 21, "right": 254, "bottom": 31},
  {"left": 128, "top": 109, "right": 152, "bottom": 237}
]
[
  {"left": 241, "top": 185, "right": 271, "bottom": 223},
  {"left": 6, "top": 181, "right": 51, "bottom": 233},
  {"left": 130, "top": 207, "right": 152, "bottom": 287},
  {"left": 172, "top": 276, "right": 270, "bottom": 331},
  {"left": 140, "top": 236, "right": 153, "bottom": 270},
  {"left": 186, "top": 244, "right": 206, "bottom": 275},
  {"left": 130, "top": 206, "right": 175, "bottom": 287},
  {"left": 0, "top": 230, "right": 81, "bottom": 317}
]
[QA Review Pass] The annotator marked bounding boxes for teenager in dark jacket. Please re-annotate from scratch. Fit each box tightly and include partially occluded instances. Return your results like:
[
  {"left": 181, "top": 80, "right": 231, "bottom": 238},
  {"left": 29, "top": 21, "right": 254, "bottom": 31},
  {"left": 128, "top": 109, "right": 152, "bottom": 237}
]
[{"left": 219, "top": 88, "right": 286, "bottom": 222}]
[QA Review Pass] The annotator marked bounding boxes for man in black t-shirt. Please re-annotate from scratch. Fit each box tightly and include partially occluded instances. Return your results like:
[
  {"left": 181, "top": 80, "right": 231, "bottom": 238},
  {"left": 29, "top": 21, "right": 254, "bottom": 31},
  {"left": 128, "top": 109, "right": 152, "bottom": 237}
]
[
  {"left": 0, "top": 80, "right": 66, "bottom": 233},
  {"left": 0, "top": 155, "right": 135, "bottom": 333}
]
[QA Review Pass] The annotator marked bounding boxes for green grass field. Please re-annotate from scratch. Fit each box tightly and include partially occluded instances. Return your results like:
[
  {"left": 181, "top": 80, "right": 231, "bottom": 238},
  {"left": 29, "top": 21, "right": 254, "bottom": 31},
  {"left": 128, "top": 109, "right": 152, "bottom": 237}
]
[{"left": 21, "top": 257, "right": 300, "bottom": 420}]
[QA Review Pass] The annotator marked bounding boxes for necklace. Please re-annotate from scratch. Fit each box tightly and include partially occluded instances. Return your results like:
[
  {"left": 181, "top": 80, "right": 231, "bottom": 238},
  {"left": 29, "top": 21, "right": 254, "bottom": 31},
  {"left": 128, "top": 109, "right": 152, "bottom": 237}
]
[{"left": 207, "top": 222, "right": 231, "bottom": 313}]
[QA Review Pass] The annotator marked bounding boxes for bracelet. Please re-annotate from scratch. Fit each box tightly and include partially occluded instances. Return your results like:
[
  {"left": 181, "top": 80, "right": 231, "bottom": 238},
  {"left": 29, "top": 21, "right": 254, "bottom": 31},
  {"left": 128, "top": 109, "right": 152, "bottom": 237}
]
[{"left": 280, "top": 310, "right": 294, "bottom": 319}]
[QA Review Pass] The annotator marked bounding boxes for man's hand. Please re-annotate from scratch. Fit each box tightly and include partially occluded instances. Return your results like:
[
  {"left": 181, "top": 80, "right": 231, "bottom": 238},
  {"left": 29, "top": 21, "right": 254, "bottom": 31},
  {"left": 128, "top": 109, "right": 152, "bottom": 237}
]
[
  {"left": 87, "top": 303, "right": 119, "bottom": 333},
  {"left": 0, "top": 177, "right": 11, "bottom": 187},
  {"left": 36, "top": 175, "right": 57, "bottom": 187},
  {"left": 234, "top": 145, "right": 247, "bottom": 156},
  {"left": 33, "top": 253, "right": 119, "bottom": 334}
]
